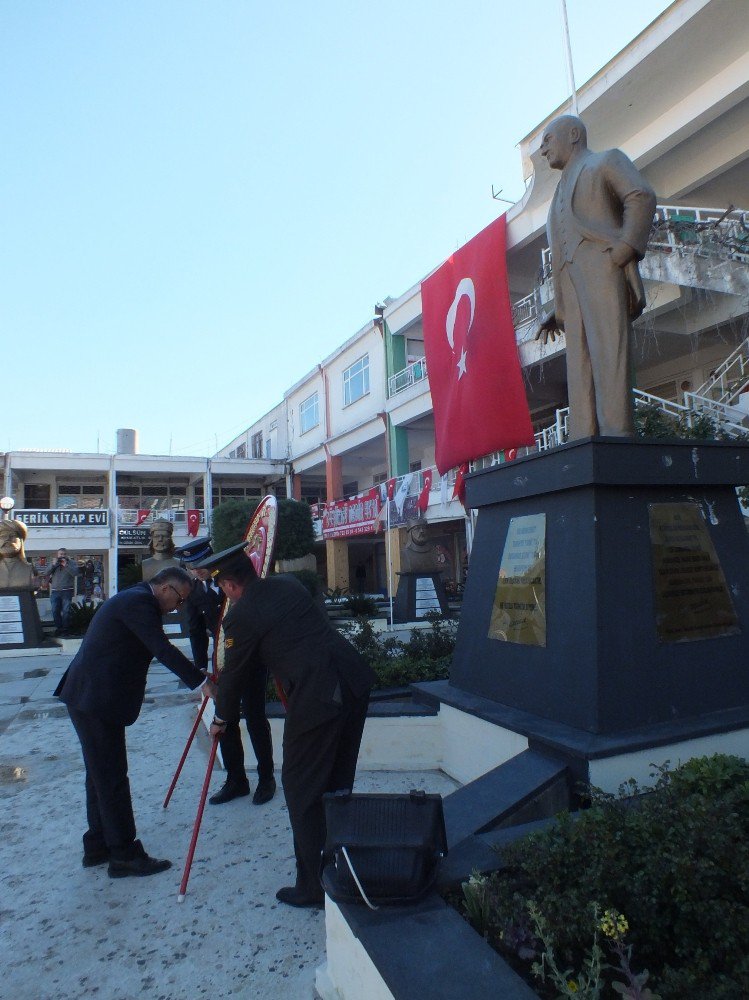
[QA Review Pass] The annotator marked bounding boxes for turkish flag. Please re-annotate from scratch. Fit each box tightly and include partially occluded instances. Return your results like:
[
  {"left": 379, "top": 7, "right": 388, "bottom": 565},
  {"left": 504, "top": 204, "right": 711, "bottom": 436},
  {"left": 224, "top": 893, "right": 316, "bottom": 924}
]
[
  {"left": 422, "top": 214, "right": 534, "bottom": 475},
  {"left": 385, "top": 478, "right": 396, "bottom": 501},
  {"left": 187, "top": 509, "right": 200, "bottom": 537},
  {"left": 135, "top": 509, "right": 150, "bottom": 526},
  {"left": 417, "top": 469, "right": 433, "bottom": 513},
  {"left": 452, "top": 463, "right": 469, "bottom": 506}
]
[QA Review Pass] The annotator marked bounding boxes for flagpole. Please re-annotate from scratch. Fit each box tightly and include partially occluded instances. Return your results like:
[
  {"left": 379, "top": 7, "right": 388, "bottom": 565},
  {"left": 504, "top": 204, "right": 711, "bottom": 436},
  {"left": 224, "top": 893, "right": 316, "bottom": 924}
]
[
  {"left": 559, "top": 0, "right": 579, "bottom": 116},
  {"left": 386, "top": 497, "right": 393, "bottom": 630}
]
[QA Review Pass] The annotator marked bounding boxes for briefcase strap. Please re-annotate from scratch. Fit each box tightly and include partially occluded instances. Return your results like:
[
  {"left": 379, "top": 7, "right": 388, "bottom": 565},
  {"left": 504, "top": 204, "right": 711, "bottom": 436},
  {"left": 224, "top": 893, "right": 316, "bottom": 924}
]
[{"left": 340, "top": 846, "right": 380, "bottom": 911}]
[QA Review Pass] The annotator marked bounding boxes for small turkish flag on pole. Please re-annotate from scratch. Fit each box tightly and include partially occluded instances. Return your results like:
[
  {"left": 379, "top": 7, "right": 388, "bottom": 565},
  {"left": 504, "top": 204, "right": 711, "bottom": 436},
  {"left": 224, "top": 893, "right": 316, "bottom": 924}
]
[
  {"left": 417, "top": 469, "right": 433, "bottom": 513},
  {"left": 186, "top": 510, "right": 200, "bottom": 537},
  {"left": 385, "top": 478, "right": 396, "bottom": 501},
  {"left": 452, "top": 463, "right": 469, "bottom": 506},
  {"left": 422, "top": 214, "right": 535, "bottom": 475},
  {"left": 135, "top": 509, "right": 150, "bottom": 527}
]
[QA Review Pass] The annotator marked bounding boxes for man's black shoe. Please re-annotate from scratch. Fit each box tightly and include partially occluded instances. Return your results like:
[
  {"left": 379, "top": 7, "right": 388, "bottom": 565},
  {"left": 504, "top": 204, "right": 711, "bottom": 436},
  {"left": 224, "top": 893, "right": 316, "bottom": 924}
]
[
  {"left": 209, "top": 779, "right": 250, "bottom": 805},
  {"left": 275, "top": 885, "right": 325, "bottom": 909},
  {"left": 252, "top": 777, "right": 276, "bottom": 806},
  {"left": 82, "top": 848, "right": 110, "bottom": 868},
  {"left": 108, "top": 840, "right": 172, "bottom": 879}
]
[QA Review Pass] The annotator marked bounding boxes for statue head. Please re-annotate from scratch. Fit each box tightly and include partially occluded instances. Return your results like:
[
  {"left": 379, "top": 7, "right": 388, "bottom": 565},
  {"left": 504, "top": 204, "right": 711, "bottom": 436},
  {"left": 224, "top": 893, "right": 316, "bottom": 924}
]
[
  {"left": 406, "top": 517, "right": 430, "bottom": 547},
  {"left": 149, "top": 518, "right": 175, "bottom": 557},
  {"left": 0, "top": 518, "right": 28, "bottom": 562},
  {"left": 540, "top": 115, "right": 588, "bottom": 171}
]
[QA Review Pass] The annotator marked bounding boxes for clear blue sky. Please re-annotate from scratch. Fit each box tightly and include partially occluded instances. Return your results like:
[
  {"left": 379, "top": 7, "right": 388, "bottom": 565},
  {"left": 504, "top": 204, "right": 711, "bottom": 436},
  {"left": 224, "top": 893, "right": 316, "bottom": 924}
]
[{"left": 1, "top": 0, "right": 672, "bottom": 456}]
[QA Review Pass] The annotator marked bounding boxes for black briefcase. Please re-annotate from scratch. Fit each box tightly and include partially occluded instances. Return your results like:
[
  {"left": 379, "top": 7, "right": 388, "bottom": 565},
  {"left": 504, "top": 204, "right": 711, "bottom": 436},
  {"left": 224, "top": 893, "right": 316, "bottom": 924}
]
[{"left": 320, "top": 789, "right": 448, "bottom": 908}]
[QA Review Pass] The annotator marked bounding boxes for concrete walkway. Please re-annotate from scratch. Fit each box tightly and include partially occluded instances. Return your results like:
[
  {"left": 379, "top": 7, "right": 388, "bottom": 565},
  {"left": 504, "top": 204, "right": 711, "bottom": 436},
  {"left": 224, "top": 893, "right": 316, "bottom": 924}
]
[{"left": 0, "top": 646, "right": 457, "bottom": 999}]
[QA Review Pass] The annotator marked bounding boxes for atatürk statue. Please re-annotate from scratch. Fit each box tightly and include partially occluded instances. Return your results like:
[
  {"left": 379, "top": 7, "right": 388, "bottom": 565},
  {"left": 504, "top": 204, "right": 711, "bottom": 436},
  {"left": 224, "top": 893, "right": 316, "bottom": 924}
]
[
  {"left": 400, "top": 518, "right": 441, "bottom": 574},
  {"left": 0, "top": 519, "right": 33, "bottom": 589},
  {"left": 537, "top": 115, "right": 657, "bottom": 440},
  {"left": 141, "top": 518, "right": 181, "bottom": 582}
]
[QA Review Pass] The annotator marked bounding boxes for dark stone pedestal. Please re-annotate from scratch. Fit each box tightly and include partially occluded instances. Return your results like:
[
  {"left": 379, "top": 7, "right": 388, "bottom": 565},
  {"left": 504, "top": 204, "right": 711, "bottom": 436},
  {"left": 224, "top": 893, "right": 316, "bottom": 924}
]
[
  {"left": 451, "top": 437, "right": 749, "bottom": 735},
  {"left": 0, "top": 589, "right": 45, "bottom": 649},
  {"left": 393, "top": 572, "right": 450, "bottom": 624}
]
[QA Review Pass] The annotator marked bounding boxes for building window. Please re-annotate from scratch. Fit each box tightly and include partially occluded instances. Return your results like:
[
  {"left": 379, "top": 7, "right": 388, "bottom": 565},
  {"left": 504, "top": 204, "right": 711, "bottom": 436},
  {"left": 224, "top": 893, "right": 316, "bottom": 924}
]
[
  {"left": 299, "top": 392, "right": 320, "bottom": 434},
  {"left": 343, "top": 355, "right": 370, "bottom": 406},
  {"left": 230, "top": 442, "right": 247, "bottom": 459},
  {"left": 251, "top": 432, "right": 263, "bottom": 458},
  {"left": 373, "top": 472, "right": 387, "bottom": 486},
  {"left": 409, "top": 460, "right": 422, "bottom": 472},
  {"left": 58, "top": 483, "right": 105, "bottom": 509}
]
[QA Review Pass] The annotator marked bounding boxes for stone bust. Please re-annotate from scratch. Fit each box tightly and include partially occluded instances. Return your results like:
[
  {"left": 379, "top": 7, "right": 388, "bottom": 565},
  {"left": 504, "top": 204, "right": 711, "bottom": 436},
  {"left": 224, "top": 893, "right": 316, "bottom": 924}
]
[
  {"left": 0, "top": 518, "right": 34, "bottom": 589},
  {"left": 141, "top": 518, "right": 181, "bottom": 582},
  {"left": 400, "top": 519, "right": 441, "bottom": 574}
]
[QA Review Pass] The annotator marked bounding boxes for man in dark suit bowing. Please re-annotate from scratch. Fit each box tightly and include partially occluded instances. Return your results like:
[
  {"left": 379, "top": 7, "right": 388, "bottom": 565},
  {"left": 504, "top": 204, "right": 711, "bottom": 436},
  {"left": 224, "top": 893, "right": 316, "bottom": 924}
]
[
  {"left": 55, "top": 567, "right": 214, "bottom": 877},
  {"left": 199, "top": 543, "right": 375, "bottom": 908}
]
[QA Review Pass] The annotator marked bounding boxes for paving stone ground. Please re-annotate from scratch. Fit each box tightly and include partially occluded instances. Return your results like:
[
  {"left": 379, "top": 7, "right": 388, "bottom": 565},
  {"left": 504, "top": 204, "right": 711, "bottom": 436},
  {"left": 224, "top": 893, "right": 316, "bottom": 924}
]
[{"left": 0, "top": 646, "right": 458, "bottom": 1000}]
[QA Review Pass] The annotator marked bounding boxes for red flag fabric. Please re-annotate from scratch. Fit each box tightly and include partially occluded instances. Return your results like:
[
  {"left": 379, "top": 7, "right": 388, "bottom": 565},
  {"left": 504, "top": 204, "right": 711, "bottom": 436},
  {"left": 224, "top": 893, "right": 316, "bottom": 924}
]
[
  {"left": 187, "top": 510, "right": 200, "bottom": 537},
  {"left": 505, "top": 448, "right": 518, "bottom": 462},
  {"left": 452, "top": 463, "right": 469, "bottom": 506},
  {"left": 417, "top": 469, "right": 433, "bottom": 513},
  {"left": 135, "top": 509, "right": 150, "bottom": 527},
  {"left": 385, "top": 478, "right": 396, "bottom": 501},
  {"left": 421, "top": 214, "right": 535, "bottom": 475}
]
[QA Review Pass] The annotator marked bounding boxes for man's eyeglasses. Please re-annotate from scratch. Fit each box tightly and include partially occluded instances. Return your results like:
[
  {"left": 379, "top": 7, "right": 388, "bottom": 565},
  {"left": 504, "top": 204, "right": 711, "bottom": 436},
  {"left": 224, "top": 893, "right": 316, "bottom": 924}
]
[{"left": 167, "top": 584, "right": 187, "bottom": 607}]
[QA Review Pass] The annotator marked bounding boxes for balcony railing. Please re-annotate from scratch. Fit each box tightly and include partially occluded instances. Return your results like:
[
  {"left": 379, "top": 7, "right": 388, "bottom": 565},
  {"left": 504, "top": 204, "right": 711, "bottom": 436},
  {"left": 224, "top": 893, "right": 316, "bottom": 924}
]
[
  {"left": 388, "top": 357, "right": 428, "bottom": 397},
  {"left": 517, "top": 204, "right": 749, "bottom": 332},
  {"left": 117, "top": 506, "right": 205, "bottom": 526}
]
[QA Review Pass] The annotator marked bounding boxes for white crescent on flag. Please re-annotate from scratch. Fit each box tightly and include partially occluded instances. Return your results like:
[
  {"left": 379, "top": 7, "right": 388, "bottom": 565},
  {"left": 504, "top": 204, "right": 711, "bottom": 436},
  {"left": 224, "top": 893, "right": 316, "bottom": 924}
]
[{"left": 445, "top": 277, "right": 475, "bottom": 350}]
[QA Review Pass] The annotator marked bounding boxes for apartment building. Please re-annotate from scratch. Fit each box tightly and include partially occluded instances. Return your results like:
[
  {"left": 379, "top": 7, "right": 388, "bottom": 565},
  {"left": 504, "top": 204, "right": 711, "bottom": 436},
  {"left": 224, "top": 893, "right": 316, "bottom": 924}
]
[
  {"left": 223, "top": 0, "right": 749, "bottom": 594},
  {"left": 1, "top": 429, "right": 287, "bottom": 601},
  {"left": 5, "top": 0, "right": 747, "bottom": 605}
]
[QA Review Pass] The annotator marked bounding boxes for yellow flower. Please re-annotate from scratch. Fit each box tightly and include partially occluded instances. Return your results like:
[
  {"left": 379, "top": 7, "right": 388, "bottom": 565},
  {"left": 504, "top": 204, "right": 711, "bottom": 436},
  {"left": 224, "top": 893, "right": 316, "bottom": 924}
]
[
  {"left": 567, "top": 980, "right": 579, "bottom": 993},
  {"left": 600, "top": 908, "right": 629, "bottom": 939}
]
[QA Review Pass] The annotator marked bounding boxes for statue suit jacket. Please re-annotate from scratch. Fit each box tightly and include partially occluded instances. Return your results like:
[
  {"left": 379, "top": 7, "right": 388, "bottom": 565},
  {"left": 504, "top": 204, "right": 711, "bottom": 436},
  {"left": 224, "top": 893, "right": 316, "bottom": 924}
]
[
  {"left": 55, "top": 582, "right": 205, "bottom": 726},
  {"left": 216, "top": 574, "right": 375, "bottom": 739},
  {"left": 547, "top": 147, "right": 656, "bottom": 325}
]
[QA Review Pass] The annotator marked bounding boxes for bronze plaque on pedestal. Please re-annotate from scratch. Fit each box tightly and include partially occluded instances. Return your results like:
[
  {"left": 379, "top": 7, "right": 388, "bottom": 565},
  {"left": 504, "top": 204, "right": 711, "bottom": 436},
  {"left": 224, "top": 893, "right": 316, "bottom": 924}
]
[
  {"left": 649, "top": 502, "right": 739, "bottom": 643},
  {"left": 488, "top": 513, "right": 546, "bottom": 647}
]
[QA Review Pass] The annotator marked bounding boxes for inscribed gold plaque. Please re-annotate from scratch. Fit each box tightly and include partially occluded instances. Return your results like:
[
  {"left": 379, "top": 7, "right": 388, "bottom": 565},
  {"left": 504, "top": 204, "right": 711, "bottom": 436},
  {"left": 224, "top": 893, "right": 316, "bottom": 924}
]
[
  {"left": 649, "top": 502, "right": 739, "bottom": 643},
  {"left": 488, "top": 513, "right": 546, "bottom": 647}
]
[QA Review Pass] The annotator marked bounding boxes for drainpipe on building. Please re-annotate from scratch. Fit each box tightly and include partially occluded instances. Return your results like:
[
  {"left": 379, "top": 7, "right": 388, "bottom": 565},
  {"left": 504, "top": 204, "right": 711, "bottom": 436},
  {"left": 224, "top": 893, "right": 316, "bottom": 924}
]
[
  {"left": 109, "top": 452, "right": 118, "bottom": 595},
  {"left": 204, "top": 459, "right": 212, "bottom": 537}
]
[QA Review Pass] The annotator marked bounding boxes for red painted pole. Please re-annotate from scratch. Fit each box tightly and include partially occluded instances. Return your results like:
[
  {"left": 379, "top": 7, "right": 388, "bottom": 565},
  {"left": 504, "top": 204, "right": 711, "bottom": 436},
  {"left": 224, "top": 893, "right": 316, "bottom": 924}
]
[
  {"left": 177, "top": 733, "right": 219, "bottom": 902},
  {"left": 162, "top": 695, "right": 210, "bottom": 809}
]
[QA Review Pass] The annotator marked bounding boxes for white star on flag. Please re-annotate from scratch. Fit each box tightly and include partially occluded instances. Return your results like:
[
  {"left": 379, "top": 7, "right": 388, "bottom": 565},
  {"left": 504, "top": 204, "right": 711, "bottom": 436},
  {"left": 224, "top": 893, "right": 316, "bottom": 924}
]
[{"left": 457, "top": 348, "right": 467, "bottom": 379}]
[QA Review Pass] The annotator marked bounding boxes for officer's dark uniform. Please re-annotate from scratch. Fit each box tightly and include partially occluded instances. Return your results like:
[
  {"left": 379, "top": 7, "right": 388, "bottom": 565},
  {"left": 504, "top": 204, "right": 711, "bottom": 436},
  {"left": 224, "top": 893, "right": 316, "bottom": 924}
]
[
  {"left": 176, "top": 537, "right": 275, "bottom": 806},
  {"left": 199, "top": 543, "right": 375, "bottom": 906}
]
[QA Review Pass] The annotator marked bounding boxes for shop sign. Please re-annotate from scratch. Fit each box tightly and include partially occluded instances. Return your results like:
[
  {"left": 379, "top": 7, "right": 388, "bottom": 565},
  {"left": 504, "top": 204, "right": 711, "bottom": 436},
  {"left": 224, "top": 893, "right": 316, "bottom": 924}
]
[
  {"left": 322, "top": 488, "right": 382, "bottom": 539},
  {"left": 15, "top": 509, "right": 109, "bottom": 528},
  {"left": 118, "top": 526, "right": 151, "bottom": 547}
]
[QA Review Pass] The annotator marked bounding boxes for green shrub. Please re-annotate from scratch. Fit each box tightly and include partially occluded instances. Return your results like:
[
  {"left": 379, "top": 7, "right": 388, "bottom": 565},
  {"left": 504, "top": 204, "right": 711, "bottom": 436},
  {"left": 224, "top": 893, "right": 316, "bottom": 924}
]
[
  {"left": 275, "top": 499, "right": 315, "bottom": 560},
  {"left": 463, "top": 755, "right": 749, "bottom": 999},
  {"left": 288, "top": 568, "right": 321, "bottom": 597},
  {"left": 67, "top": 601, "right": 101, "bottom": 635},
  {"left": 338, "top": 614, "right": 455, "bottom": 690},
  {"left": 210, "top": 497, "right": 314, "bottom": 559},
  {"left": 211, "top": 498, "right": 260, "bottom": 551},
  {"left": 343, "top": 594, "right": 380, "bottom": 616}
]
